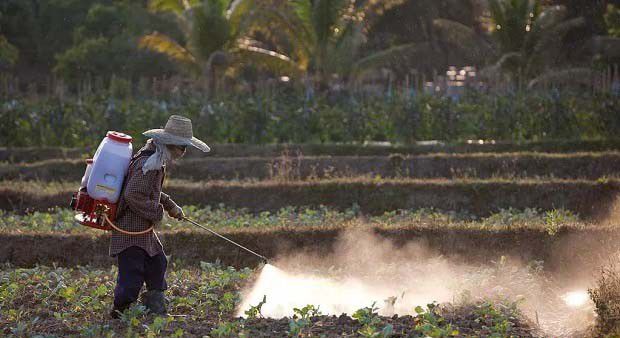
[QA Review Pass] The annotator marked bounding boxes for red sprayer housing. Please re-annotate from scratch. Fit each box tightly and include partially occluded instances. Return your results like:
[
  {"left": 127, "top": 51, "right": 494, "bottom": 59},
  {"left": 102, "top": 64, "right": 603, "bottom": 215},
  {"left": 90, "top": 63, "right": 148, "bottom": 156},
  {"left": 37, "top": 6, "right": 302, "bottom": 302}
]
[{"left": 71, "top": 189, "right": 117, "bottom": 230}]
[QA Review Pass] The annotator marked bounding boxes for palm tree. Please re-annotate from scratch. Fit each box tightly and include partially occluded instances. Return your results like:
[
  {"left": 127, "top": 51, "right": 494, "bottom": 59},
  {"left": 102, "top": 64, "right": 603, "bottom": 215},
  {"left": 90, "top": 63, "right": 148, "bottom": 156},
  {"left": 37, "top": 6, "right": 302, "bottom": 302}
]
[
  {"left": 140, "top": 0, "right": 295, "bottom": 97},
  {"left": 247, "top": 0, "right": 452, "bottom": 89},
  {"left": 434, "top": 0, "right": 590, "bottom": 88},
  {"left": 362, "top": 0, "right": 486, "bottom": 75}
]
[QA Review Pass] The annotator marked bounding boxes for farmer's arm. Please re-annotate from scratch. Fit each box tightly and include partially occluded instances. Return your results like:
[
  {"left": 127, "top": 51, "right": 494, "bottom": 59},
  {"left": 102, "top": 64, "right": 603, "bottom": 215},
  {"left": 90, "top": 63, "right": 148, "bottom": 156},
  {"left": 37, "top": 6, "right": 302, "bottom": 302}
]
[
  {"left": 160, "top": 191, "right": 184, "bottom": 219},
  {"left": 123, "top": 169, "right": 164, "bottom": 223},
  {"left": 160, "top": 192, "right": 177, "bottom": 211}
]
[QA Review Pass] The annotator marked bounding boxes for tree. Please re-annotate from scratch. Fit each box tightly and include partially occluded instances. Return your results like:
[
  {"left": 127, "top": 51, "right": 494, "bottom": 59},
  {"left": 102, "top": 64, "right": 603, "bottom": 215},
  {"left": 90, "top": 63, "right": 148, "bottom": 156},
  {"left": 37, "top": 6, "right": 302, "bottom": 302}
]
[
  {"left": 0, "top": 0, "right": 99, "bottom": 80},
  {"left": 363, "top": 0, "right": 486, "bottom": 78},
  {"left": 434, "top": 0, "right": 590, "bottom": 88},
  {"left": 250, "top": 0, "right": 464, "bottom": 89},
  {"left": 54, "top": 2, "right": 178, "bottom": 84},
  {"left": 139, "top": 0, "right": 295, "bottom": 97}
]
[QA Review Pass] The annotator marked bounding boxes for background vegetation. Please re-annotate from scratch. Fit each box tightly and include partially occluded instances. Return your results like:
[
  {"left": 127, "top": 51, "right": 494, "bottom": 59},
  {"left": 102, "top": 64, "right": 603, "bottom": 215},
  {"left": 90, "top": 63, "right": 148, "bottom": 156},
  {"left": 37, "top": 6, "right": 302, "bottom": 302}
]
[{"left": 2, "top": 0, "right": 620, "bottom": 147}]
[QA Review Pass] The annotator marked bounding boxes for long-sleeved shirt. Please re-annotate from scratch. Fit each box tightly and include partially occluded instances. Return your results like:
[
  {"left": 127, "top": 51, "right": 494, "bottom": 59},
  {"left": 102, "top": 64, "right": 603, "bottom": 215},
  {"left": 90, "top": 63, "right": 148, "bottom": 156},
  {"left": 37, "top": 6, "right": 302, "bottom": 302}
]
[{"left": 109, "top": 143, "right": 177, "bottom": 257}]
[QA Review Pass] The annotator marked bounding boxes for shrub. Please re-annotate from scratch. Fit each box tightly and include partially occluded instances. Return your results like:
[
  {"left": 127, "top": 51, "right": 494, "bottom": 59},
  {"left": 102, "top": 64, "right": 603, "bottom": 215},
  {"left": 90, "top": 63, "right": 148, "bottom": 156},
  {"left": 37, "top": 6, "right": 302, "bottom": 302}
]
[{"left": 589, "top": 256, "right": 620, "bottom": 336}]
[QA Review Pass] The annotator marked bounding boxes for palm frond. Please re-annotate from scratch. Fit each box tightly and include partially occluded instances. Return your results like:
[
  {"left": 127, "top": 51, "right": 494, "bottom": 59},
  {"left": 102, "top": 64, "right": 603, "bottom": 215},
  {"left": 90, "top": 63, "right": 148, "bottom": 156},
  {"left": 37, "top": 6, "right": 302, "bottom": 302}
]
[
  {"left": 526, "top": 16, "right": 585, "bottom": 73},
  {"left": 234, "top": 44, "right": 302, "bottom": 76},
  {"left": 433, "top": 18, "right": 495, "bottom": 64},
  {"left": 139, "top": 31, "right": 197, "bottom": 65},
  {"left": 227, "top": 0, "right": 257, "bottom": 39},
  {"left": 189, "top": 0, "right": 231, "bottom": 62},
  {"left": 479, "top": 52, "right": 523, "bottom": 77},
  {"left": 527, "top": 67, "right": 593, "bottom": 89},
  {"left": 531, "top": 5, "right": 567, "bottom": 32},
  {"left": 250, "top": 6, "right": 314, "bottom": 68},
  {"left": 351, "top": 42, "right": 435, "bottom": 79},
  {"left": 489, "top": 0, "right": 539, "bottom": 54},
  {"left": 534, "top": 16, "right": 586, "bottom": 52}
]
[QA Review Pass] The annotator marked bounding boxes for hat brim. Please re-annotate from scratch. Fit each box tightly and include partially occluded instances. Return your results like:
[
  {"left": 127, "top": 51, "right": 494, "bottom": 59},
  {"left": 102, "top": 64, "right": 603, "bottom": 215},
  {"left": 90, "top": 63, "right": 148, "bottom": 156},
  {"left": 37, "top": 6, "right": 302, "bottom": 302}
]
[{"left": 143, "top": 129, "right": 211, "bottom": 152}]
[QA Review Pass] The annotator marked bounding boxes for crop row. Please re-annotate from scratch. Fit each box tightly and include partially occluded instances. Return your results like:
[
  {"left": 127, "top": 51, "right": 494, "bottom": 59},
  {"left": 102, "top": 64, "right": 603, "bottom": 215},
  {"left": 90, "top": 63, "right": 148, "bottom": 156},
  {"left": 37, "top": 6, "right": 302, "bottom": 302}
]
[
  {"left": 0, "top": 206, "right": 582, "bottom": 235},
  {"left": 1, "top": 221, "right": 617, "bottom": 276},
  {"left": 1, "top": 178, "right": 617, "bottom": 218},
  {"left": 3, "top": 152, "right": 620, "bottom": 181},
  {"left": 3, "top": 138, "right": 620, "bottom": 162},
  {"left": 0, "top": 263, "right": 536, "bottom": 337}
]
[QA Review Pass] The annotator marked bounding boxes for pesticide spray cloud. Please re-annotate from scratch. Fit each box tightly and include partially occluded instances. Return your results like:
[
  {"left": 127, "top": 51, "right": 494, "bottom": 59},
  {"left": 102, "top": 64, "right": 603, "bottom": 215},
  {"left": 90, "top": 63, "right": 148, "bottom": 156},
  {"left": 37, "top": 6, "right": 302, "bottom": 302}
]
[{"left": 237, "top": 228, "right": 596, "bottom": 336}]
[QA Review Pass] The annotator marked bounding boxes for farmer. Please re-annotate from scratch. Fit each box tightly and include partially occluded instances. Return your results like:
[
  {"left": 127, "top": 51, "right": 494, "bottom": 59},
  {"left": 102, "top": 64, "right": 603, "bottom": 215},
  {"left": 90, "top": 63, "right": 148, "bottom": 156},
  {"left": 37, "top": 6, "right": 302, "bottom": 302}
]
[{"left": 109, "top": 115, "right": 210, "bottom": 318}]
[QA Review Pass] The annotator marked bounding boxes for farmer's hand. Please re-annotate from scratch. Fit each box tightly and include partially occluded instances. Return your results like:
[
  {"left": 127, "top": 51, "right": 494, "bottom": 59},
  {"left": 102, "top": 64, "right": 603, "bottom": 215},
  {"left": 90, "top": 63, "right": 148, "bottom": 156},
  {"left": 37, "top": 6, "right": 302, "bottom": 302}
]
[{"left": 168, "top": 205, "right": 185, "bottom": 220}]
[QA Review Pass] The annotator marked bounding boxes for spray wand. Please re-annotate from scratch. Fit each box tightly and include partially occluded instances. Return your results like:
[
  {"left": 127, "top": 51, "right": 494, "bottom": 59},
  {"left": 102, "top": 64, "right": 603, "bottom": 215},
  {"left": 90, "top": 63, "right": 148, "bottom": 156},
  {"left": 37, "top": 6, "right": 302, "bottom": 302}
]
[{"left": 182, "top": 216, "right": 269, "bottom": 264}]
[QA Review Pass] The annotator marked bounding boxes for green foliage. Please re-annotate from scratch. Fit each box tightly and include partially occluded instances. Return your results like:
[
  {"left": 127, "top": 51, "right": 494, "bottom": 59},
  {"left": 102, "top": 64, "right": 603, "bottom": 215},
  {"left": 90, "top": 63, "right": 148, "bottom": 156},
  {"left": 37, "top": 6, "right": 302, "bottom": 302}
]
[
  {"left": 210, "top": 320, "right": 247, "bottom": 337},
  {"left": 352, "top": 302, "right": 393, "bottom": 338},
  {"left": 543, "top": 209, "right": 578, "bottom": 235},
  {"left": 413, "top": 303, "right": 458, "bottom": 337},
  {"left": 244, "top": 295, "right": 267, "bottom": 319},
  {"left": 0, "top": 0, "right": 99, "bottom": 69},
  {"left": 2, "top": 90, "right": 620, "bottom": 147},
  {"left": 605, "top": 5, "right": 620, "bottom": 37},
  {"left": 0, "top": 263, "right": 249, "bottom": 336},
  {"left": 589, "top": 258, "right": 620, "bottom": 336},
  {"left": 288, "top": 304, "right": 321, "bottom": 336},
  {"left": 488, "top": 0, "right": 541, "bottom": 55},
  {"left": 481, "top": 207, "right": 578, "bottom": 231},
  {"left": 473, "top": 301, "right": 519, "bottom": 337},
  {"left": 0, "top": 205, "right": 583, "bottom": 234},
  {"left": 54, "top": 1, "right": 177, "bottom": 84}
]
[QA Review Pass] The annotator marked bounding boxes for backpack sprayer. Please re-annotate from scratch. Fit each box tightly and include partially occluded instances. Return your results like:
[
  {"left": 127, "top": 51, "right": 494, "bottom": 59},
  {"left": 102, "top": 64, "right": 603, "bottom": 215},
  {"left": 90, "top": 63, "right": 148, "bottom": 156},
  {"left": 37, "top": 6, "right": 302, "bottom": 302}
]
[
  {"left": 70, "top": 131, "right": 133, "bottom": 230},
  {"left": 70, "top": 131, "right": 269, "bottom": 262}
]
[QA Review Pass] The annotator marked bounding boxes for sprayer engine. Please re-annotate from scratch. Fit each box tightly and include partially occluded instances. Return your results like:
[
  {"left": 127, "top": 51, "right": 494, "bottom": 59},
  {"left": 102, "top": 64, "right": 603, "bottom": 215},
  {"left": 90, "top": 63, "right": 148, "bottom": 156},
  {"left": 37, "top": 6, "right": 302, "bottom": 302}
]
[
  {"left": 70, "top": 189, "right": 118, "bottom": 230},
  {"left": 70, "top": 131, "right": 133, "bottom": 231}
]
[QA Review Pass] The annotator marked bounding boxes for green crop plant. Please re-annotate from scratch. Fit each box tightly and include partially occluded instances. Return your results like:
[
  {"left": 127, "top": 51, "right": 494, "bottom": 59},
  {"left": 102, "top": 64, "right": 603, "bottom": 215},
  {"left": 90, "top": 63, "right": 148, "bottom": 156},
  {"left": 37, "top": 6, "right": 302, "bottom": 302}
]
[
  {"left": 288, "top": 304, "right": 321, "bottom": 337},
  {"left": 0, "top": 206, "right": 584, "bottom": 234},
  {"left": 589, "top": 258, "right": 620, "bottom": 336},
  {"left": 544, "top": 209, "right": 578, "bottom": 235},
  {"left": 210, "top": 320, "right": 247, "bottom": 337},
  {"left": 245, "top": 295, "right": 267, "bottom": 319},
  {"left": 413, "top": 303, "right": 458, "bottom": 338},
  {"left": 473, "top": 301, "right": 519, "bottom": 337},
  {"left": 352, "top": 302, "right": 394, "bottom": 338}
]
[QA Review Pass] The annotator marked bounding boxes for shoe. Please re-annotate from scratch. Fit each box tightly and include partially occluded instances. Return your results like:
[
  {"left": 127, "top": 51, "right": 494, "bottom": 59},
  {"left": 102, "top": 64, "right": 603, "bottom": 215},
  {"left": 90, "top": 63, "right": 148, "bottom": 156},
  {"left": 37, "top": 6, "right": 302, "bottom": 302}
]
[{"left": 140, "top": 290, "right": 167, "bottom": 315}]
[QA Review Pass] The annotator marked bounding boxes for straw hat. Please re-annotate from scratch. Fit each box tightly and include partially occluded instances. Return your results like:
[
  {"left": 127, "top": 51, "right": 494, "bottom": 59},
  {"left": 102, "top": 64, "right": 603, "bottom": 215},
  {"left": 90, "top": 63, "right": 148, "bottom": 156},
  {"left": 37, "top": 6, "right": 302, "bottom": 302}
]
[{"left": 143, "top": 115, "right": 210, "bottom": 152}]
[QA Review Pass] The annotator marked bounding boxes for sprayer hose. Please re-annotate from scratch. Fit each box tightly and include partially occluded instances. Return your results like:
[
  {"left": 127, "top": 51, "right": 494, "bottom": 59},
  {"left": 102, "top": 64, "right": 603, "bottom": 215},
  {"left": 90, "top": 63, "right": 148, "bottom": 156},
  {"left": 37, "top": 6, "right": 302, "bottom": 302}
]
[{"left": 104, "top": 215, "right": 154, "bottom": 235}]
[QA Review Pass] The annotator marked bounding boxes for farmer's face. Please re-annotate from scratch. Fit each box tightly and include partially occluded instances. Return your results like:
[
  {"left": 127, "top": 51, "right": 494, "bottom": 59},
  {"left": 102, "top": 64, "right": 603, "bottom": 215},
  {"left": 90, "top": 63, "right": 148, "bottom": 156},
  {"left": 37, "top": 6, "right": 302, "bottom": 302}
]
[{"left": 166, "top": 144, "right": 186, "bottom": 160}]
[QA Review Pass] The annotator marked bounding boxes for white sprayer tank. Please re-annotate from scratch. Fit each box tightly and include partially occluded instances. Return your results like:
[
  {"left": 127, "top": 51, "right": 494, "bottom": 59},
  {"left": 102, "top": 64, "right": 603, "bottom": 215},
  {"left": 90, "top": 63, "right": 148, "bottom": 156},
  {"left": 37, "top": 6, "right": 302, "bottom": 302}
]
[
  {"left": 86, "top": 131, "right": 133, "bottom": 203},
  {"left": 80, "top": 158, "right": 94, "bottom": 189}
]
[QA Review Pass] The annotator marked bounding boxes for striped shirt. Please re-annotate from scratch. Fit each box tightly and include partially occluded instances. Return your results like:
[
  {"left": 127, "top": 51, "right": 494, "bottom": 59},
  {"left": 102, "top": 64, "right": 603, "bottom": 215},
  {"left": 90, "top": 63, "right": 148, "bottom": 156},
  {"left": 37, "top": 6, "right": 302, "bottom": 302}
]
[{"left": 109, "top": 144, "right": 177, "bottom": 257}]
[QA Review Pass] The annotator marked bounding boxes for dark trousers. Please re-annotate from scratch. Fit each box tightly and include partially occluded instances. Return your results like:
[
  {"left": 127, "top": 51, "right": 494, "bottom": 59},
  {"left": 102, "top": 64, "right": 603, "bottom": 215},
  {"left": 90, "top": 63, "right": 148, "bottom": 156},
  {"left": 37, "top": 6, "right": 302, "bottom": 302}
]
[{"left": 113, "top": 246, "right": 168, "bottom": 310}]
